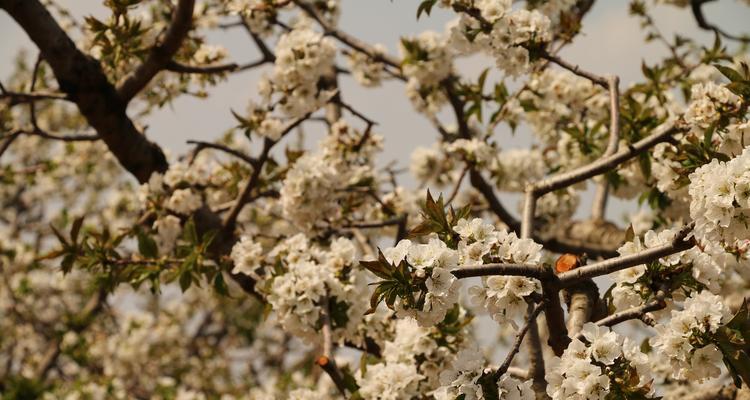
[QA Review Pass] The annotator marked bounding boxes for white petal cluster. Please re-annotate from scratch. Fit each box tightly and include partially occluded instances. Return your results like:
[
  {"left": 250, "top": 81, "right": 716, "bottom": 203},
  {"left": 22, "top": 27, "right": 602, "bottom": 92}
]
[
  {"left": 383, "top": 238, "right": 461, "bottom": 326},
  {"left": 650, "top": 291, "right": 730, "bottom": 382},
  {"left": 444, "top": 138, "right": 496, "bottom": 165},
  {"left": 546, "top": 323, "right": 652, "bottom": 400},
  {"left": 280, "top": 123, "right": 376, "bottom": 232},
  {"left": 356, "top": 362, "right": 423, "bottom": 400},
  {"left": 400, "top": 31, "right": 453, "bottom": 87},
  {"left": 491, "top": 148, "right": 545, "bottom": 192},
  {"left": 279, "top": 152, "right": 345, "bottom": 231},
  {"left": 347, "top": 44, "right": 386, "bottom": 87},
  {"left": 166, "top": 188, "right": 202, "bottom": 215},
  {"left": 684, "top": 82, "right": 741, "bottom": 129},
  {"left": 152, "top": 215, "right": 182, "bottom": 255},
  {"left": 489, "top": 9, "right": 552, "bottom": 77},
  {"left": 227, "top": 0, "right": 277, "bottom": 36},
  {"left": 434, "top": 346, "right": 486, "bottom": 400},
  {"left": 261, "top": 234, "right": 366, "bottom": 342},
  {"left": 452, "top": 218, "right": 543, "bottom": 326},
  {"left": 434, "top": 346, "right": 535, "bottom": 400},
  {"left": 689, "top": 148, "right": 750, "bottom": 248},
  {"left": 268, "top": 25, "right": 337, "bottom": 118},
  {"left": 230, "top": 236, "right": 264, "bottom": 278},
  {"left": 400, "top": 31, "right": 453, "bottom": 114}
]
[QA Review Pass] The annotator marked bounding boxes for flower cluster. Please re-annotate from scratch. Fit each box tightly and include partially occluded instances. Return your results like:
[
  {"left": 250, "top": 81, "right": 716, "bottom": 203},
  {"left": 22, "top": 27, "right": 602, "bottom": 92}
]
[
  {"left": 434, "top": 346, "right": 535, "bottom": 400},
  {"left": 347, "top": 43, "right": 387, "bottom": 87},
  {"left": 689, "top": 147, "right": 750, "bottom": 249},
  {"left": 546, "top": 323, "right": 653, "bottom": 399},
  {"left": 259, "top": 23, "right": 338, "bottom": 119},
  {"left": 279, "top": 120, "right": 378, "bottom": 232},
  {"left": 240, "top": 234, "right": 368, "bottom": 343},
  {"left": 650, "top": 291, "right": 731, "bottom": 382},
  {"left": 611, "top": 227, "right": 723, "bottom": 311},
  {"left": 454, "top": 218, "right": 543, "bottom": 326},
  {"left": 382, "top": 238, "right": 461, "bottom": 326},
  {"left": 684, "top": 82, "right": 742, "bottom": 129}
]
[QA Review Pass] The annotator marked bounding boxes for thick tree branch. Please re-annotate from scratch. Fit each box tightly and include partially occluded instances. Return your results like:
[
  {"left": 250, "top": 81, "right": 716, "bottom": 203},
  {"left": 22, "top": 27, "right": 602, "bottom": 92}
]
[
  {"left": 529, "top": 120, "right": 685, "bottom": 197},
  {"left": 469, "top": 170, "right": 621, "bottom": 257},
  {"left": 0, "top": 0, "right": 168, "bottom": 183},
  {"left": 451, "top": 263, "right": 543, "bottom": 279},
  {"left": 116, "top": 0, "right": 196, "bottom": 102},
  {"left": 557, "top": 225, "right": 694, "bottom": 285}
]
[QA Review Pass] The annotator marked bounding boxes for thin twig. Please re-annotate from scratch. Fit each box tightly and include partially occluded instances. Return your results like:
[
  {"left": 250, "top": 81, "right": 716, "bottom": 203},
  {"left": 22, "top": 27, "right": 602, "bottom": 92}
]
[
  {"left": 117, "top": 0, "right": 196, "bottom": 102},
  {"left": 166, "top": 61, "right": 239, "bottom": 74},
  {"left": 445, "top": 165, "right": 469, "bottom": 206},
  {"left": 492, "top": 301, "right": 547, "bottom": 380},
  {"left": 222, "top": 115, "right": 308, "bottom": 231},
  {"left": 316, "top": 296, "right": 349, "bottom": 396},
  {"left": 187, "top": 140, "right": 258, "bottom": 166},
  {"left": 591, "top": 75, "right": 621, "bottom": 221},
  {"left": 537, "top": 51, "right": 609, "bottom": 88}
]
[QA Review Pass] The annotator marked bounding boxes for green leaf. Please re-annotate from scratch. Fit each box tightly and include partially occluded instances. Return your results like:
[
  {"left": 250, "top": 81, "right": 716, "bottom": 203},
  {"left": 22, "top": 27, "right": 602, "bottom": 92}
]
[
  {"left": 179, "top": 271, "right": 193, "bottom": 292},
  {"left": 70, "top": 216, "right": 84, "bottom": 244},
  {"left": 715, "top": 64, "right": 744, "bottom": 83},
  {"left": 137, "top": 231, "right": 158, "bottom": 259},
  {"left": 416, "top": 0, "right": 437, "bottom": 19},
  {"left": 182, "top": 218, "right": 198, "bottom": 245},
  {"left": 213, "top": 272, "right": 229, "bottom": 296},
  {"left": 716, "top": 300, "right": 750, "bottom": 387}
]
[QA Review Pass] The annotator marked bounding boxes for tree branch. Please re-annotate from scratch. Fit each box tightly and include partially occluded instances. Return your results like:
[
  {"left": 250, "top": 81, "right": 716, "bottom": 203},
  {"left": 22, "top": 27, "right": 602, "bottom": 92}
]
[
  {"left": 492, "top": 301, "right": 547, "bottom": 380},
  {"left": 316, "top": 296, "right": 349, "bottom": 396},
  {"left": 0, "top": 0, "right": 168, "bottom": 183},
  {"left": 117, "top": 0, "right": 196, "bottom": 102},
  {"left": 530, "top": 120, "right": 684, "bottom": 197},
  {"left": 187, "top": 140, "right": 258, "bottom": 166},
  {"left": 690, "top": 0, "right": 750, "bottom": 43},
  {"left": 166, "top": 61, "right": 239, "bottom": 74},
  {"left": 222, "top": 115, "right": 308, "bottom": 231},
  {"left": 537, "top": 51, "right": 609, "bottom": 88},
  {"left": 557, "top": 225, "right": 694, "bottom": 285},
  {"left": 590, "top": 75, "right": 620, "bottom": 221},
  {"left": 451, "top": 263, "right": 543, "bottom": 279}
]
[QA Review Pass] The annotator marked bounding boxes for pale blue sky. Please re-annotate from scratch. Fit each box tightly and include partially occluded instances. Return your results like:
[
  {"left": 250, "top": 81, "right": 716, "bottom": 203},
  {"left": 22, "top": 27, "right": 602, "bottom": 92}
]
[{"left": 2, "top": 0, "right": 750, "bottom": 221}]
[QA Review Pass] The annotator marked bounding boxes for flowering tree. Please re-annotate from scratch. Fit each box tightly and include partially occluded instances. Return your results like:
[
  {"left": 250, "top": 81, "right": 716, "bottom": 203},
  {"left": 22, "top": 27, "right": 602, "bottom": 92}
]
[{"left": 2, "top": 0, "right": 750, "bottom": 398}]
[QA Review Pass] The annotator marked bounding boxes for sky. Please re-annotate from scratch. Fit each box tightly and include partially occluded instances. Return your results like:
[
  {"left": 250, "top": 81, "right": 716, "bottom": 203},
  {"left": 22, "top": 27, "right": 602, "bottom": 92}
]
[{"left": 2, "top": 0, "right": 750, "bottom": 222}]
